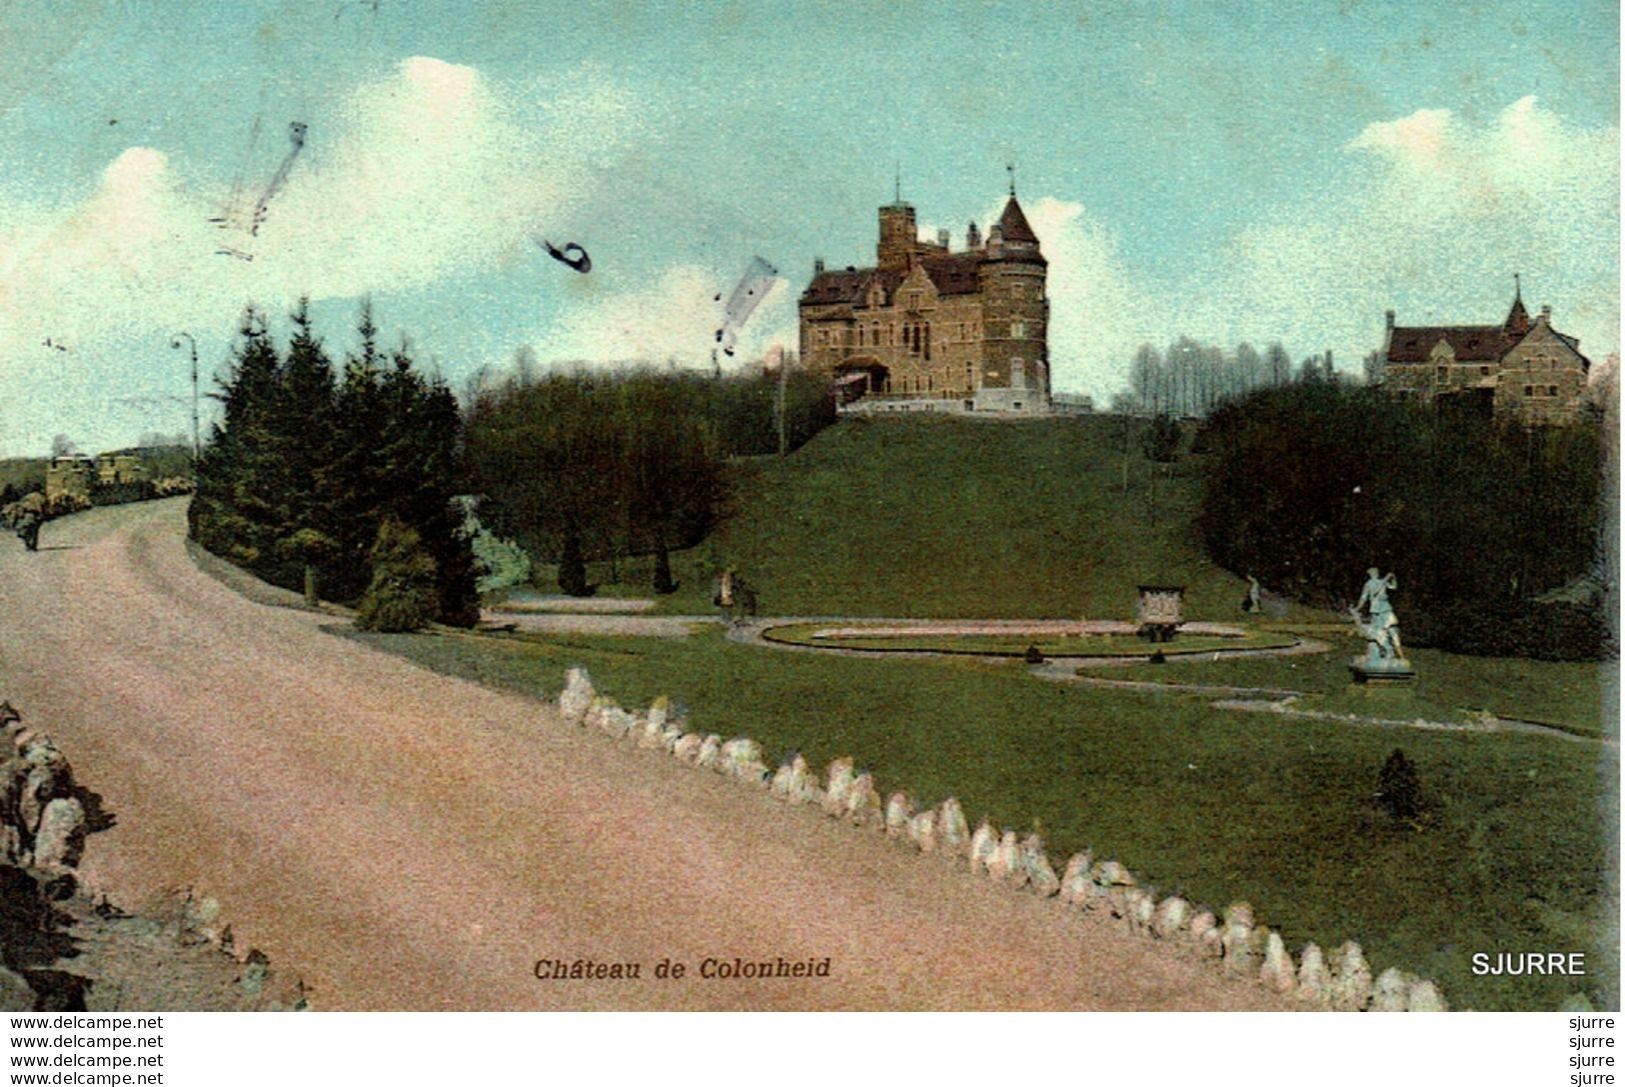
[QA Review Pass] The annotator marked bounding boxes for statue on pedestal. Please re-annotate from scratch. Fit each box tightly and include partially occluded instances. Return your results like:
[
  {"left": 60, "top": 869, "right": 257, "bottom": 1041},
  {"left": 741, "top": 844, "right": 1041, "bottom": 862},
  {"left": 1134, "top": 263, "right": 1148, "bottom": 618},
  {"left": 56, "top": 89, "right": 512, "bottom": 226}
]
[{"left": 1349, "top": 568, "right": 1414, "bottom": 682}]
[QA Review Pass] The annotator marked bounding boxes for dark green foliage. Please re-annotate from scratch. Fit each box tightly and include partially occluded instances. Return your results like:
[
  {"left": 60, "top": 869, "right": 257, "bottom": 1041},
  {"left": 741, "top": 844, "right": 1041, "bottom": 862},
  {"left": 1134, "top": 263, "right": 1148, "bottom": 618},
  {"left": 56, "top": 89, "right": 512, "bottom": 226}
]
[
  {"left": 463, "top": 370, "right": 735, "bottom": 594},
  {"left": 1196, "top": 384, "right": 1606, "bottom": 658},
  {"left": 354, "top": 520, "right": 439, "bottom": 632},
  {"left": 189, "top": 302, "right": 478, "bottom": 627},
  {"left": 1376, "top": 748, "right": 1424, "bottom": 821},
  {"left": 1406, "top": 600, "right": 1614, "bottom": 662}
]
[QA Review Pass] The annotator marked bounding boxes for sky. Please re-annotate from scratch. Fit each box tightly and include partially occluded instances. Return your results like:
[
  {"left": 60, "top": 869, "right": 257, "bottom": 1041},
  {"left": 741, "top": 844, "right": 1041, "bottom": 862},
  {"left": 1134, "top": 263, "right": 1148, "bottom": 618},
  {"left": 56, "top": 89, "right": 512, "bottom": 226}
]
[{"left": 0, "top": 0, "right": 1618, "bottom": 456}]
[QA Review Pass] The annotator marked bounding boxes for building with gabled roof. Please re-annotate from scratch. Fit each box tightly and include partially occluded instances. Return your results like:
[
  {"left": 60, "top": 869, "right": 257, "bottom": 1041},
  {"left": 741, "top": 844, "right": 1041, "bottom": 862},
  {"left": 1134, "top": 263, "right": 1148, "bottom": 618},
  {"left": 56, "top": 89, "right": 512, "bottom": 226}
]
[
  {"left": 799, "top": 187, "right": 1050, "bottom": 414},
  {"left": 1378, "top": 283, "right": 1592, "bottom": 425}
]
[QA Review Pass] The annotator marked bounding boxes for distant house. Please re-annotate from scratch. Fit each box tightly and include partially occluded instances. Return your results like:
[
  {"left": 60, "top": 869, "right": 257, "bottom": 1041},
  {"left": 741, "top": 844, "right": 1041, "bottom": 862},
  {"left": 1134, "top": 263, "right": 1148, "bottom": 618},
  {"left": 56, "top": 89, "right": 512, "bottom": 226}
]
[
  {"left": 1379, "top": 286, "right": 1592, "bottom": 425},
  {"left": 44, "top": 455, "right": 94, "bottom": 503},
  {"left": 43, "top": 451, "right": 148, "bottom": 505}
]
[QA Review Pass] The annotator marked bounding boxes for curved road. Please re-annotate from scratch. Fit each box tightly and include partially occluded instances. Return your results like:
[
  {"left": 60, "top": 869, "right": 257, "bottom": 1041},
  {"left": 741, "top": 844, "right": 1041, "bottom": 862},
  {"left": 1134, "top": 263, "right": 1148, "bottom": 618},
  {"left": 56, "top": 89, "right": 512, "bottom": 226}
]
[{"left": 0, "top": 500, "right": 1287, "bottom": 1011}]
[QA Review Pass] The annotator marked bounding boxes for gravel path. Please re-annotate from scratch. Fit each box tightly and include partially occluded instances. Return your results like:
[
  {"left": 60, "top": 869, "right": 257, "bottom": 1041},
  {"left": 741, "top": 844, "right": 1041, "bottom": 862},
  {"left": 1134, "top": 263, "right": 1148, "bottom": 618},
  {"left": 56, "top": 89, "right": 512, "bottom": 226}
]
[{"left": 0, "top": 501, "right": 1289, "bottom": 1011}]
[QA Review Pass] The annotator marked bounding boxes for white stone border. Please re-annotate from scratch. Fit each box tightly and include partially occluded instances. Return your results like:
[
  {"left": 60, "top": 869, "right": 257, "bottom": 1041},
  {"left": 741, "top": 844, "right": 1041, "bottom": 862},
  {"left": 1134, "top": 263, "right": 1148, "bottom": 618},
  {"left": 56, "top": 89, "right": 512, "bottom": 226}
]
[{"left": 555, "top": 665, "right": 1462, "bottom": 1011}]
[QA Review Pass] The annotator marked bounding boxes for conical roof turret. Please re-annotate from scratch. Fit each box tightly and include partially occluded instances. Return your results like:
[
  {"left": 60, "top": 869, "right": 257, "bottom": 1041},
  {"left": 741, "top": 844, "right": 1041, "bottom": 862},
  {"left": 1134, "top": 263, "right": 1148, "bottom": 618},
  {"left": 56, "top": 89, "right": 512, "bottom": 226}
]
[{"left": 996, "top": 196, "right": 1038, "bottom": 245}]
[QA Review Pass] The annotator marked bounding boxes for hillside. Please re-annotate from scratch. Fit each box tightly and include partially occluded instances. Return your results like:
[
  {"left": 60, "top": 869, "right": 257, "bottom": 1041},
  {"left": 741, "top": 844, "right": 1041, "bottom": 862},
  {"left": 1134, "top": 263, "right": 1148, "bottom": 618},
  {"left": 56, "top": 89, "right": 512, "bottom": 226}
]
[{"left": 640, "top": 414, "right": 1259, "bottom": 620}]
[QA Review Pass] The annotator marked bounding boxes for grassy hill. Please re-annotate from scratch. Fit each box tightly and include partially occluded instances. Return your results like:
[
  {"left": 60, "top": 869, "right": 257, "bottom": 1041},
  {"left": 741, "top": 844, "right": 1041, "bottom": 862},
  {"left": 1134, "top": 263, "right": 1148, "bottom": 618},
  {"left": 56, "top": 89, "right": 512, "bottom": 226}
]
[{"left": 595, "top": 414, "right": 1278, "bottom": 620}]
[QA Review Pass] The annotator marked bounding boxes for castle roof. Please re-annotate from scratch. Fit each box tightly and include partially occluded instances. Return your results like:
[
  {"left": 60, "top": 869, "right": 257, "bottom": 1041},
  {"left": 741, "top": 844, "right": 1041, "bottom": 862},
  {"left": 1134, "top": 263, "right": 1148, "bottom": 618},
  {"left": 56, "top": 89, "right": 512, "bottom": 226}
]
[
  {"left": 1385, "top": 325, "right": 1517, "bottom": 364},
  {"left": 918, "top": 252, "right": 985, "bottom": 295},
  {"left": 996, "top": 197, "right": 1038, "bottom": 244},
  {"left": 800, "top": 267, "right": 886, "bottom": 306},
  {"left": 800, "top": 252, "right": 988, "bottom": 307},
  {"left": 1385, "top": 288, "right": 1597, "bottom": 365}
]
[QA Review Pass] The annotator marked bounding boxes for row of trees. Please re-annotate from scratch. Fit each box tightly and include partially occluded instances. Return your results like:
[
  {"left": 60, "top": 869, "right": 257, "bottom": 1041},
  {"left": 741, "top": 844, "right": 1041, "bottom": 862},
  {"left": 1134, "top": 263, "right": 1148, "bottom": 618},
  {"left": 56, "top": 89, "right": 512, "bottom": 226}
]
[
  {"left": 1197, "top": 383, "right": 1607, "bottom": 658},
  {"left": 462, "top": 362, "right": 835, "bottom": 596},
  {"left": 189, "top": 302, "right": 479, "bottom": 628},
  {"left": 1113, "top": 338, "right": 1340, "bottom": 418}
]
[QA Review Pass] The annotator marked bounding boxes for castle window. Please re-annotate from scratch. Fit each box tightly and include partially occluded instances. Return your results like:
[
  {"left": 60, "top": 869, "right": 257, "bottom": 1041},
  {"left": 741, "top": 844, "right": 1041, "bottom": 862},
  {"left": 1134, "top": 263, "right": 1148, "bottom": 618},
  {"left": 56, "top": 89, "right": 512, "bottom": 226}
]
[
  {"left": 1012, "top": 319, "right": 1026, "bottom": 339},
  {"left": 923, "top": 324, "right": 930, "bottom": 360},
  {"left": 1479, "top": 366, "right": 1490, "bottom": 376},
  {"left": 1524, "top": 385, "right": 1534, "bottom": 396},
  {"left": 1436, "top": 366, "right": 1448, "bottom": 380},
  {"left": 1548, "top": 385, "right": 1558, "bottom": 396}
]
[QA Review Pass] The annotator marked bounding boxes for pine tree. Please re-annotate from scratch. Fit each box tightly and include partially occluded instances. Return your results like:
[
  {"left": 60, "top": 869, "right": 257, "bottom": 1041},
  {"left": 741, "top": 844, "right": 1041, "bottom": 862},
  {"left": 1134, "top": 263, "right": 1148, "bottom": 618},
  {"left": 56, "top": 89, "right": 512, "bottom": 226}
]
[
  {"left": 190, "top": 307, "right": 282, "bottom": 569},
  {"left": 271, "top": 298, "right": 338, "bottom": 597},
  {"left": 325, "top": 300, "right": 387, "bottom": 601}
]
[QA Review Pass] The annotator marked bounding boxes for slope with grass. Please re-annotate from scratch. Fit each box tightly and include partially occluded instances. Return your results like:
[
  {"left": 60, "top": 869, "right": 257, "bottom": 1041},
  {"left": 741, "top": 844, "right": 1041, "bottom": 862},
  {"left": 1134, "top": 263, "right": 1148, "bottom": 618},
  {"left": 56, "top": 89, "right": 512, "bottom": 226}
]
[{"left": 592, "top": 414, "right": 1267, "bottom": 621}]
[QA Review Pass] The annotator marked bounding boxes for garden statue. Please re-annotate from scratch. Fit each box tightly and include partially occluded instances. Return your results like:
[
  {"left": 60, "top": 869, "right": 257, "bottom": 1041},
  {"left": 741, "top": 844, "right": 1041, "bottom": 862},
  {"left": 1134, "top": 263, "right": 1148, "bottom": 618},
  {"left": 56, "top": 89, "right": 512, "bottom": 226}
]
[{"left": 1349, "top": 567, "right": 1413, "bottom": 683}]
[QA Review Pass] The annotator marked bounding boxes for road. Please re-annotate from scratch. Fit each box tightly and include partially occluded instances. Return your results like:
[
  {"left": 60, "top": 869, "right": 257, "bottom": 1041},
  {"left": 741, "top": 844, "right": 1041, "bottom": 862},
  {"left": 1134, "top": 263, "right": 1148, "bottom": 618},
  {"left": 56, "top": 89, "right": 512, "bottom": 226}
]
[{"left": 0, "top": 500, "right": 1288, "bottom": 1011}]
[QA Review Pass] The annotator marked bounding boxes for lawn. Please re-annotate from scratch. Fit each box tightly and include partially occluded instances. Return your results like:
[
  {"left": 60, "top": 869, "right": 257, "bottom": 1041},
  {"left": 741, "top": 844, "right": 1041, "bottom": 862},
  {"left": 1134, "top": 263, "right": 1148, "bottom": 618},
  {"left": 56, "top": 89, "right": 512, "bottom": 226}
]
[
  {"left": 566, "top": 414, "right": 1305, "bottom": 622},
  {"left": 1102, "top": 628, "right": 1610, "bottom": 736},
  {"left": 342, "top": 622, "right": 1618, "bottom": 1012}
]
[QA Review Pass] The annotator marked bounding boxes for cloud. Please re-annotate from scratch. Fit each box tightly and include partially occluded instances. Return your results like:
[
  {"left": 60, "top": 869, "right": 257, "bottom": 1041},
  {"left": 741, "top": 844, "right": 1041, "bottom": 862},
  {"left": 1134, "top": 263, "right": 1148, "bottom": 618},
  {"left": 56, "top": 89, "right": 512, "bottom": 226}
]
[
  {"left": 0, "top": 56, "right": 650, "bottom": 451},
  {"left": 1016, "top": 195, "right": 1165, "bottom": 396},
  {"left": 1165, "top": 95, "right": 1618, "bottom": 388},
  {"left": 0, "top": 55, "right": 645, "bottom": 328},
  {"left": 541, "top": 262, "right": 793, "bottom": 371}
]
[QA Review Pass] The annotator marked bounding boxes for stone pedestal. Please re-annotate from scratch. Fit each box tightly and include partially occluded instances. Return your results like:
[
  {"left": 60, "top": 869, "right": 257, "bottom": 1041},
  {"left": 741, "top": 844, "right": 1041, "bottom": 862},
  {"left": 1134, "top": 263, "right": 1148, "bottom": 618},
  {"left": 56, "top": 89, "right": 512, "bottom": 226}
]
[{"left": 1348, "top": 647, "right": 1416, "bottom": 686}]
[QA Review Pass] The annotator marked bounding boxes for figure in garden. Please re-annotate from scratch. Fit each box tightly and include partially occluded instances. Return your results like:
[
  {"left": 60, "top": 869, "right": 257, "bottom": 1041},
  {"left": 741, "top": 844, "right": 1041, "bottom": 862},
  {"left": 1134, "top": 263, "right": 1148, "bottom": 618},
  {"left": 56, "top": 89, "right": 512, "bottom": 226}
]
[{"left": 1352, "top": 567, "right": 1404, "bottom": 662}]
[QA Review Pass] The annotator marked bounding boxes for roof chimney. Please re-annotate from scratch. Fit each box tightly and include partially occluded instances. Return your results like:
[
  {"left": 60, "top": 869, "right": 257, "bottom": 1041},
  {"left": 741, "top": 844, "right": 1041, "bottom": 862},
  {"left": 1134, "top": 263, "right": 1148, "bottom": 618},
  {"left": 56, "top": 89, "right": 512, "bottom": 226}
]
[
  {"left": 813, "top": 257, "right": 824, "bottom": 275},
  {"left": 1538, "top": 304, "right": 1552, "bottom": 324},
  {"left": 1385, "top": 309, "right": 1395, "bottom": 329},
  {"left": 937, "top": 228, "right": 950, "bottom": 249},
  {"left": 967, "top": 222, "right": 981, "bottom": 249}
]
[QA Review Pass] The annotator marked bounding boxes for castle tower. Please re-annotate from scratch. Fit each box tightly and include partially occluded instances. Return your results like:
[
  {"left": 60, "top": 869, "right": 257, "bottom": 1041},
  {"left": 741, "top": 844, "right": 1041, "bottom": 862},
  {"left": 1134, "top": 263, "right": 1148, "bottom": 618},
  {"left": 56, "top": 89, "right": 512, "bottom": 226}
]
[
  {"left": 975, "top": 195, "right": 1049, "bottom": 409},
  {"left": 878, "top": 201, "right": 917, "bottom": 271}
]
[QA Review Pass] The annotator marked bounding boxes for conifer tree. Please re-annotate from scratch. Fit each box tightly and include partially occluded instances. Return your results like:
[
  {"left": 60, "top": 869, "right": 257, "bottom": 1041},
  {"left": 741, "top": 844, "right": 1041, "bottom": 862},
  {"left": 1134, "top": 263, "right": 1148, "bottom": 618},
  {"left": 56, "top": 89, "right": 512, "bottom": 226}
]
[
  {"left": 325, "top": 300, "right": 387, "bottom": 601},
  {"left": 190, "top": 307, "right": 282, "bottom": 568},
  {"left": 271, "top": 298, "right": 338, "bottom": 597}
]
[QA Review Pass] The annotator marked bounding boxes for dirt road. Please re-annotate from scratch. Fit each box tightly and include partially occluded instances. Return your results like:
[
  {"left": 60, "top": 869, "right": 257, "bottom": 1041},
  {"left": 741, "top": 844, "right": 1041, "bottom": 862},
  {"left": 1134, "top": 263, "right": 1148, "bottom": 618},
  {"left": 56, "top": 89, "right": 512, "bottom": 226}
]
[{"left": 0, "top": 501, "right": 1288, "bottom": 1010}]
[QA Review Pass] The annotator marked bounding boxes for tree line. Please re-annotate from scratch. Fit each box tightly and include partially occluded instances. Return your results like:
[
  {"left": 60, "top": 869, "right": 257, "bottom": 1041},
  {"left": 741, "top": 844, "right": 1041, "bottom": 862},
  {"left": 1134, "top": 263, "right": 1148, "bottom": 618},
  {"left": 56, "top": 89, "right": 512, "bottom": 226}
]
[
  {"left": 1197, "top": 383, "right": 1607, "bottom": 659},
  {"left": 461, "top": 362, "right": 835, "bottom": 595},
  {"left": 189, "top": 301, "right": 479, "bottom": 629},
  {"left": 1113, "top": 337, "right": 1340, "bottom": 418},
  {"left": 191, "top": 302, "right": 837, "bottom": 613}
]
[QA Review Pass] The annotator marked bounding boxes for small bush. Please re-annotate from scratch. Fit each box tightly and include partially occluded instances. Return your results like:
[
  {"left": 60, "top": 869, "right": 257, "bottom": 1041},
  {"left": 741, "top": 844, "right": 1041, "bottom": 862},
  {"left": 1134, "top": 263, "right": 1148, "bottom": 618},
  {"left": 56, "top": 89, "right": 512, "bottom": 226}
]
[{"left": 355, "top": 520, "right": 439, "bottom": 632}]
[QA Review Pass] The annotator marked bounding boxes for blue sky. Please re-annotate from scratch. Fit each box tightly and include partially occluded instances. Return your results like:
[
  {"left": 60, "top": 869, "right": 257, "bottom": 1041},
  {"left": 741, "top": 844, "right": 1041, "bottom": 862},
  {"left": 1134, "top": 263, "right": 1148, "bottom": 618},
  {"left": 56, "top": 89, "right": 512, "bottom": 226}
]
[{"left": 0, "top": 0, "right": 1617, "bottom": 454}]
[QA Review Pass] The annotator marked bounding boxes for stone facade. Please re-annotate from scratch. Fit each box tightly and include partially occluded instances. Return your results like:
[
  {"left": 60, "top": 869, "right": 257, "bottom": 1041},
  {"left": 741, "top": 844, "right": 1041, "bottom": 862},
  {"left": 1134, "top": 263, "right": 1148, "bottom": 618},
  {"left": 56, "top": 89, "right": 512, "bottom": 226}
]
[
  {"left": 44, "top": 456, "right": 93, "bottom": 503},
  {"left": 1380, "top": 291, "right": 1591, "bottom": 425},
  {"left": 799, "top": 194, "right": 1049, "bottom": 414}
]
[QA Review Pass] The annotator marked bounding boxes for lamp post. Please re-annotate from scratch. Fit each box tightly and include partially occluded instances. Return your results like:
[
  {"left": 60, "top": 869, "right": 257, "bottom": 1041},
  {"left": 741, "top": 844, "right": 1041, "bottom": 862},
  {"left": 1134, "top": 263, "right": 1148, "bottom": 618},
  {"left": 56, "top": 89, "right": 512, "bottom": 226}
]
[{"left": 169, "top": 332, "right": 200, "bottom": 462}]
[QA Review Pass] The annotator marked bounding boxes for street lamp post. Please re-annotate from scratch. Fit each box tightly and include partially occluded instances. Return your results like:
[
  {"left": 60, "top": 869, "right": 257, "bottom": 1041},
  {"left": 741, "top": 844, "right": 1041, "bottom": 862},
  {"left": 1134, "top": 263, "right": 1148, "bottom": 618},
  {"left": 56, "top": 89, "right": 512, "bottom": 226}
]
[{"left": 170, "top": 332, "right": 200, "bottom": 462}]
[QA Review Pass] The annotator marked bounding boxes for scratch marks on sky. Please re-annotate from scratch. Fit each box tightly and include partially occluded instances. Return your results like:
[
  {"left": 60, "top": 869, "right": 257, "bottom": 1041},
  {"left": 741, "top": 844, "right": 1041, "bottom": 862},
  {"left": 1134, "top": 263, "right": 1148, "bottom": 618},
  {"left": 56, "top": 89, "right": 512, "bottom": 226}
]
[
  {"left": 533, "top": 236, "right": 592, "bottom": 273},
  {"left": 714, "top": 257, "right": 779, "bottom": 357}
]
